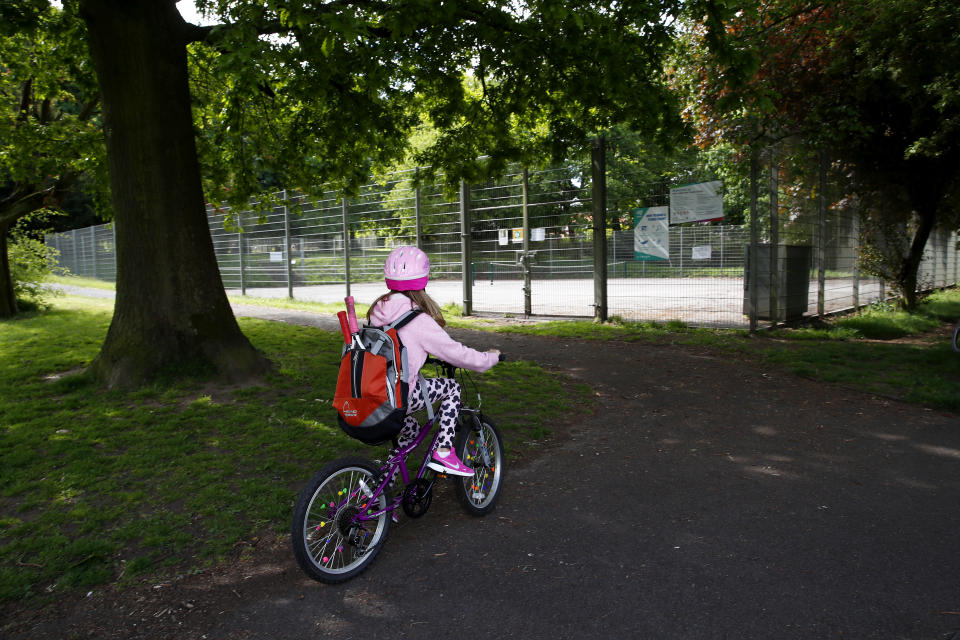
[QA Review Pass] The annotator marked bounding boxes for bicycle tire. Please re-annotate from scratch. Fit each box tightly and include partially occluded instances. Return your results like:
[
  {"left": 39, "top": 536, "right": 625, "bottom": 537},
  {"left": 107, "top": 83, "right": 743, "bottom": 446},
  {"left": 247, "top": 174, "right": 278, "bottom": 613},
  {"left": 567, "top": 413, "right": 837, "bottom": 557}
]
[
  {"left": 453, "top": 414, "right": 504, "bottom": 516},
  {"left": 291, "top": 456, "right": 390, "bottom": 583},
  {"left": 953, "top": 324, "right": 960, "bottom": 353}
]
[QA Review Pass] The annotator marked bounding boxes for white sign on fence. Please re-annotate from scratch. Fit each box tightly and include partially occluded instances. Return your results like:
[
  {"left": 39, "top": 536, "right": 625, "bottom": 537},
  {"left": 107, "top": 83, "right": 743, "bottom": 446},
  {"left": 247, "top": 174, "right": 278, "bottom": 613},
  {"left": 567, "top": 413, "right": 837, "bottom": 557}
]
[
  {"left": 498, "top": 229, "right": 509, "bottom": 246},
  {"left": 692, "top": 245, "right": 712, "bottom": 260},
  {"left": 670, "top": 181, "right": 724, "bottom": 225},
  {"left": 634, "top": 206, "right": 669, "bottom": 261},
  {"left": 269, "top": 251, "right": 283, "bottom": 262}
]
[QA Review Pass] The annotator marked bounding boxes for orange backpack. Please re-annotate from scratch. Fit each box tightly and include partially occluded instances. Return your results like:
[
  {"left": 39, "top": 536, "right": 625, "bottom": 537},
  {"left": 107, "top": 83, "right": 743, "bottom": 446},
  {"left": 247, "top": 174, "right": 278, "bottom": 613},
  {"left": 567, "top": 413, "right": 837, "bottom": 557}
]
[{"left": 333, "top": 310, "right": 422, "bottom": 444}]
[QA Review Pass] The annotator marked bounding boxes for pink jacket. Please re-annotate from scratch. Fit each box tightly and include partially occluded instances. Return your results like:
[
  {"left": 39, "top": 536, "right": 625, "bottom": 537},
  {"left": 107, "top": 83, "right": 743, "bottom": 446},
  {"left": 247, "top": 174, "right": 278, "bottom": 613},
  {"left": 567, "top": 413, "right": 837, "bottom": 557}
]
[{"left": 368, "top": 293, "right": 498, "bottom": 386}]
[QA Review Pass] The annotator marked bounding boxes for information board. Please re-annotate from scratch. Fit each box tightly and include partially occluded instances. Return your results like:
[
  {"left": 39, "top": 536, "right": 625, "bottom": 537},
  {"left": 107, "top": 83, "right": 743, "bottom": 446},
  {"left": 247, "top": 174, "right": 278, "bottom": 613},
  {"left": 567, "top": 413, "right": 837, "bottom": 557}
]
[
  {"left": 670, "top": 181, "right": 723, "bottom": 224},
  {"left": 634, "top": 206, "right": 669, "bottom": 261}
]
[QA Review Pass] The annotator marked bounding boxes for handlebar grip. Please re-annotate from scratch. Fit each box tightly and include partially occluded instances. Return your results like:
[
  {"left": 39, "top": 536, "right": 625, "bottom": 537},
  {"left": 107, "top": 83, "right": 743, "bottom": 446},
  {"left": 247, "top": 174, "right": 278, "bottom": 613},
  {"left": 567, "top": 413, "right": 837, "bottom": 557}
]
[
  {"left": 336, "top": 311, "right": 351, "bottom": 345},
  {"left": 344, "top": 296, "right": 359, "bottom": 334}
]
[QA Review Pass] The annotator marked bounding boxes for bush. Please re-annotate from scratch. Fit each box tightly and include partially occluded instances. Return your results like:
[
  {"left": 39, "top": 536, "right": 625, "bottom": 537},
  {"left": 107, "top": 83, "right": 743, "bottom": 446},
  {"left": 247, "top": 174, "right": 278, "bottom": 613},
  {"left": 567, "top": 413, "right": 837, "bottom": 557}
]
[{"left": 9, "top": 232, "right": 61, "bottom": 310}]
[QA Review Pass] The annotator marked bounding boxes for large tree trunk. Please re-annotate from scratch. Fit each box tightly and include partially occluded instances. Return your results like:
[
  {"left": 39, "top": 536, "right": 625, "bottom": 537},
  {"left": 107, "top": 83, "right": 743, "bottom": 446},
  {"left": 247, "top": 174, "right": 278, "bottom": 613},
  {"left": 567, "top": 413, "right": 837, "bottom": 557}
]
[
  {"left": 0, "top": 225, "right": 17, "bottom": 318},
  {"left": 79, "top": 0, "right": 271, "bottom": 387}
]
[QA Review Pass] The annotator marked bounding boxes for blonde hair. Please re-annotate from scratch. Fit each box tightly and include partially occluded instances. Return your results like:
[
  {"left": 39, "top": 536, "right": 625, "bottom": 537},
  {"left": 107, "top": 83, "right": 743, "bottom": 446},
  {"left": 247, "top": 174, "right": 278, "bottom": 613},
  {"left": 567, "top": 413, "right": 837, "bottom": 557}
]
[{"left": 367, "top": 289, "right": 446, "bottom": 327}]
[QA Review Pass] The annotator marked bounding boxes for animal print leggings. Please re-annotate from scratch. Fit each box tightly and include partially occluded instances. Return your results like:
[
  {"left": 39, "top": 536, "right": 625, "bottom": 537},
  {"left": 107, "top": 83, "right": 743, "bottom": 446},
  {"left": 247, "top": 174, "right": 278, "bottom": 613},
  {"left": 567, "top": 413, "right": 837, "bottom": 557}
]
[
  {"left": 385, "top": 377, "right": 462, "bottom": 492},
  {"left": 398, "top": 376, "right": 462, "bottom": 451}
]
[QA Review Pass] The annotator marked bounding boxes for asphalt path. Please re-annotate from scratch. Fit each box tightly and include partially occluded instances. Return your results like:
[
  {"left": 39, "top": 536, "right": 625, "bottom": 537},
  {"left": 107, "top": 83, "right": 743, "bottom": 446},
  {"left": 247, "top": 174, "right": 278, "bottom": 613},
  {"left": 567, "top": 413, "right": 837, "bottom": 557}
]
[
  {"left": 16, "top": 290, "right": 960, "bottom": 640},
  {"left": 228, "top": 318, "right": 960, "bottom": 640}
]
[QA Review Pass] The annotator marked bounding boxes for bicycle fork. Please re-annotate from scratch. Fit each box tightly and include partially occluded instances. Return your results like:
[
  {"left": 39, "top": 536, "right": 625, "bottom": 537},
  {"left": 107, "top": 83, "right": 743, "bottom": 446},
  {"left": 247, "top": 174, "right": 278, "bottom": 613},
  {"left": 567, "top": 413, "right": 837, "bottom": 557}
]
[{"left": 465, "top": 411, "right": 492, "bottom": 467}]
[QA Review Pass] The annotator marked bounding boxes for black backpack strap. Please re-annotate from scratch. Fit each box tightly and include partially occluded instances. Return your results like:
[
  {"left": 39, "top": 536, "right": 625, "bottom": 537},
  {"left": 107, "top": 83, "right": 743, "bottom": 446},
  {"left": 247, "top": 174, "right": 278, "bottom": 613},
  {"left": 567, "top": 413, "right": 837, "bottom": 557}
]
[{"left": 386, "top": 309, "right": 422, "bottom": 331}]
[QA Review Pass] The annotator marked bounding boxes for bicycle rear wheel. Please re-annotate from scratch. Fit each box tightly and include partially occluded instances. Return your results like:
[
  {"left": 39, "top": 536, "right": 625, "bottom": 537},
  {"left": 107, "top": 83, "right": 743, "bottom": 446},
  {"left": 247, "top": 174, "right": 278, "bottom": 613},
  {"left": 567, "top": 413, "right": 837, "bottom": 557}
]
[
  {"left": 453, "top": 414, "right": 504, "bottom": 516},
  {"left": 953, "top": 324, "right": 959, "bottom": 352},
  {"left": 291, "top": 456, "right": 389, "bottom": 583}
]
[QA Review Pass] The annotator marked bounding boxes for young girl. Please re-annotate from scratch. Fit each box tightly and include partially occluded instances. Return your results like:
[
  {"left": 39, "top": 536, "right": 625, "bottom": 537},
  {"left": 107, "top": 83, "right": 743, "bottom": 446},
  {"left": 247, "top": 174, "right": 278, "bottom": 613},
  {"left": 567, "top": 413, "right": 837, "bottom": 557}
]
[{"left": 367, "top": 245, "right": 500, "bottom": 477}]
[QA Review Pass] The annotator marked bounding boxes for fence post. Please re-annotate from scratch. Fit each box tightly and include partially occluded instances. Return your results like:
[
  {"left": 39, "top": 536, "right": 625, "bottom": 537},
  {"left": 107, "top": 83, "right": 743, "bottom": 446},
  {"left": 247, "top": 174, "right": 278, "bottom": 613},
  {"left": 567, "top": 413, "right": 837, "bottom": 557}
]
[
  {"left": 720, "top": 226, "right": 724, "bottom": 271},
  {"left": 942, "top": 229, "right": 949, "bottom": 288},
  {"left": 72, "top": 228, "right": 79, "bottom": 275},
  {"left": 522, "top": 167, "right": 532, "bottom": 316},
  {"left": 591, "top": 136, "right": 608, "bottom": 322},
  {"left": 612, "top": 228, "right": 617, "bottom": 269},
  {"left": 342, "top": 194, "right": 351, "bottom": 299},
  {"left": 749, "top": 149, "right": 760, "bottom": 332},
  {"left": 91, "top": 226, "right": 98, "bottom": 280},
  {"left": 460, "top": 180, "right": 472, "bottom": 315},
  {"left": 679, "top": 226, "right": 684, "bottom": 278},
  {"left": 852, "top": 204, "right": 860, "bottom": 311},
  {"left": 283, "top": 190, "right": 293, "bottom": 299},
  {"left": 238, "top": 226, "right": 246, "bottom": 296},
  {"left": 817, "top": 149, "right": 827, "bottom": 317},
  {"left": 414, "top": 168, "right": 423, "bottom": 249},
  {"left": 111, "top": 224, "right": 117, "bottom": 282},
  {"left": 950, "top": 231, "right": 960, "bottom": 284},
  {"left": 769, "top": 146, "right": 780, "bottom": 326}
]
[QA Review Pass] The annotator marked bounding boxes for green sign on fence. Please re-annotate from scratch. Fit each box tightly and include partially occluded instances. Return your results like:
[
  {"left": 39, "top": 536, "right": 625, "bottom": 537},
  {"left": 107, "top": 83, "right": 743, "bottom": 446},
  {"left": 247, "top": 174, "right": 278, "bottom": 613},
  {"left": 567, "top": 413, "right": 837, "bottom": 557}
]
[{"left": 634, "top": 206, "right": 669, "bottom": 261}]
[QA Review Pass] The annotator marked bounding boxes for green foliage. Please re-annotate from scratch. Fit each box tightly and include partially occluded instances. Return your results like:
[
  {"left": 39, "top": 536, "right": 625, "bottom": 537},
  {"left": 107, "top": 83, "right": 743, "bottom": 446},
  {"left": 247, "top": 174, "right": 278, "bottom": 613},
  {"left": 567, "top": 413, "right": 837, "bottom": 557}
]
[
  {"left": 682, "top": 0, "right": 960, "bottom": 308},
  {"left": 0, "top": 3, "right": 106, "bottom": 211},
  {"left": 0, "top": 2, "right": 107, "bottom": 316},
  {"left": 917, "top": 288, "right": 960, "bottom": 322},
  {"left": 182, "top": 0, "right": 715, "bottom": 215},
  {"left": 8, "top": 229, "right": 60, "bottom": 311},
  {"left": 820, "top": 289, "right": 960, "bottom": 339},
  {"left": 833, "top": 312, "right": 940, "bottom": 340}
]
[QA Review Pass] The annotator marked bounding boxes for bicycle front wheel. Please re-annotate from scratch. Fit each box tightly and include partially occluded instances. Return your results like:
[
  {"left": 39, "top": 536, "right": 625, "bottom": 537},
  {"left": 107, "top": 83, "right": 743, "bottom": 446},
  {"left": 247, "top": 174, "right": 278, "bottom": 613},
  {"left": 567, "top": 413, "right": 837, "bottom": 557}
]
[
  {"left": 953, "top": 324, "right": 959, "bottom": 352},
  {"left": 291, "top": 456, "right": 390, "bottom": 583},
  {"left": 454, "top": 414, "right": 504, "bottom": 516}
]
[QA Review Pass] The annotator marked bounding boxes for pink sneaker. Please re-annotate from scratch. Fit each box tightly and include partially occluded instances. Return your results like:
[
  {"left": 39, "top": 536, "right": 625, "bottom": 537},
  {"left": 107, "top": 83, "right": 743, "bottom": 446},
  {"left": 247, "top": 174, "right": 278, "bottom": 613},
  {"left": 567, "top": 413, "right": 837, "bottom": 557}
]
[{"left": 427, "top": 449, "right": 474, "bottom": 477}]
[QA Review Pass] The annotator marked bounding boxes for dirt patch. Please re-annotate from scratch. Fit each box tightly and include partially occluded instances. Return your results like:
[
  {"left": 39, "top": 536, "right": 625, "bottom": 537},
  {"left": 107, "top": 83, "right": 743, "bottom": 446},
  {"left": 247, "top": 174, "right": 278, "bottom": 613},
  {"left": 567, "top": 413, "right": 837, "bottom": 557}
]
[{"left": 41, "top": 367, "right": 86, "bottom": 383}]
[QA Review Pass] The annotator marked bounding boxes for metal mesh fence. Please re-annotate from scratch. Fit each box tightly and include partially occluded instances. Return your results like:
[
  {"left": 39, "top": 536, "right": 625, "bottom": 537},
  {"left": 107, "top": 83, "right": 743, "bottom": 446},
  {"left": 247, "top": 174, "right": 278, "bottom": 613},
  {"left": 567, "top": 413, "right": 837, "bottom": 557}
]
[
  {"left": 47, "top": 224, "right": 117, "bottom": 283},
  {"left": 469, "top": 164, "right": 597, "bottom": 316},
  {"left": 46, "top": 151, "right": 959, "bottom": 329}
]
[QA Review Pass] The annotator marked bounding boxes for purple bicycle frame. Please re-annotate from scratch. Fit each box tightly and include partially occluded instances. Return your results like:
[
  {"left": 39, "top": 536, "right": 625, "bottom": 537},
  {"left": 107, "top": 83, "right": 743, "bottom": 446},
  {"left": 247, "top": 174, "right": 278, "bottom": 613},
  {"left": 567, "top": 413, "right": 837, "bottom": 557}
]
[{"left": 351, "top": 413, "right": 444, "bottom": 522}]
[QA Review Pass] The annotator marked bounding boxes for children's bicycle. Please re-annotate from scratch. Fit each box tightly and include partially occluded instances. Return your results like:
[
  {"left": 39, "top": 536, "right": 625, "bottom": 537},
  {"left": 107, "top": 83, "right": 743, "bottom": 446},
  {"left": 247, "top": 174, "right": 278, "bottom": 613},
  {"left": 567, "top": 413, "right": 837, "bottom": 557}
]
[{"left": 291, "top": 356, "right": 505, "bottom": 583}]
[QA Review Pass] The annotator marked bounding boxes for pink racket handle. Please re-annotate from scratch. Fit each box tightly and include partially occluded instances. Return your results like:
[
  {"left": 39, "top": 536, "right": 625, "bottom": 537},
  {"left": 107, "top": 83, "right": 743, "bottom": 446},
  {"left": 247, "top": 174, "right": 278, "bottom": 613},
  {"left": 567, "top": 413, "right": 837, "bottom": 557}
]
[
  {"left": 336, "top": 311, "right": 351, "bottom": 345},
  {"left": 344, "top": 296, "right": 359, "bottom": 334}
]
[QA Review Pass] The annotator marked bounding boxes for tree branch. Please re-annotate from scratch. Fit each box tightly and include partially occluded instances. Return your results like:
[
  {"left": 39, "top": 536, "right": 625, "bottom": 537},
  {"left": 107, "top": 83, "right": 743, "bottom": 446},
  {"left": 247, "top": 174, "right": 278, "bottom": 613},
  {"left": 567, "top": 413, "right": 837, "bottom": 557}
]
[
  {"left": 17, "top": 78, "right": 33, "bottom": 122},
  {"left": 77, "top": 94, "right": 100, "bottom": 122},
  {"left": 0, "top": 172, "right": 80, "bottom": 227}
]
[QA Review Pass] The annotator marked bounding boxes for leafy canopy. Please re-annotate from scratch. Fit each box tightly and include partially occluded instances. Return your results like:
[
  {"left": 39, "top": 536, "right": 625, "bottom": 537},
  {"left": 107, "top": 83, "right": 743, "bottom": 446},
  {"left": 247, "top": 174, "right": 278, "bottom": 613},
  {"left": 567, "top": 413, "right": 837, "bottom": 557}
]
[
  {"left": 678, "top": 0, "right": 960, "bottom": 307},
  {"left": 0, "top": 2, "right": 105, "bottom": 222},
  {"left": 185, "top": 0, "right": 717, "bottom": 210}
]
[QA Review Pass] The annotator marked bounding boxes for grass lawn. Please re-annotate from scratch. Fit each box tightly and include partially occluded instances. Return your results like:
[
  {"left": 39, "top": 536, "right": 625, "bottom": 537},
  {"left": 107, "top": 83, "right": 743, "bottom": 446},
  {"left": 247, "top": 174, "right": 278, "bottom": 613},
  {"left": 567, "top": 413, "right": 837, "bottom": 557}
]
[
  {"left": 0, "top": 295, "right": 588, "bottom": 604},
  {"left": 761, "top": 290, "right": 960, "bottom": 410}
]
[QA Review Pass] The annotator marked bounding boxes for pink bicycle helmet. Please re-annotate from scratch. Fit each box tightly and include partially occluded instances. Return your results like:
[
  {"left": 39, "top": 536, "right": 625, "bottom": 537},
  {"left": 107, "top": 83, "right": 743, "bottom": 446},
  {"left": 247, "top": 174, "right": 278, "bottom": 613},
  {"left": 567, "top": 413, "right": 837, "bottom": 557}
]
[{"left": 383, "top": 245, "right": 430, "bottom": 291}]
